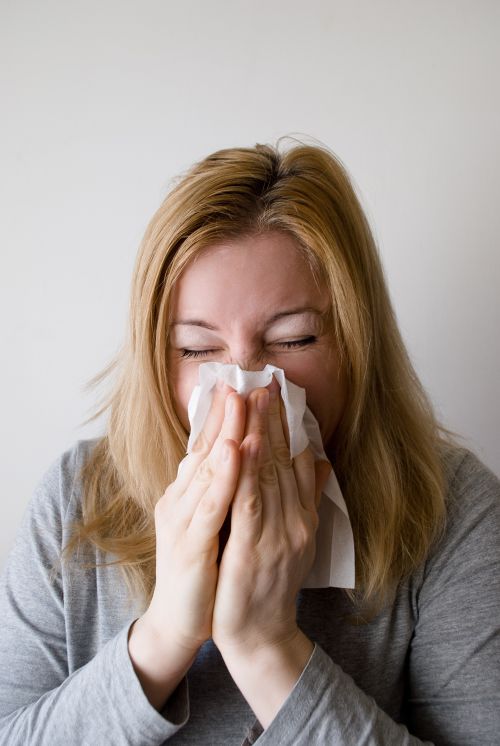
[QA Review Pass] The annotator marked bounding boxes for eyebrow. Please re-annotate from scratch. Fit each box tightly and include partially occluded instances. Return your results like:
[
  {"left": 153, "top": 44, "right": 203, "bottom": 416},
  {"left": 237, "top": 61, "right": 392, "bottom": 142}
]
[{"left": 171, "top": 307, "right": 325, "bottom": 331}]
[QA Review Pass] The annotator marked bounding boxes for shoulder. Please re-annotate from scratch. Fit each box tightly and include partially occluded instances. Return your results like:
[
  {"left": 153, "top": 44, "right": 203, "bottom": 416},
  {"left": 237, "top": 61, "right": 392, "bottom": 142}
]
[
  {"left": 2, "top": 438, "right": 103, "bottom": 586},
  {"left": 423, "top": 443, "right": 500, "bottom": 585},
  {"left": 442, "top": 443, "right": 500, "bottom": 501},
  {"left": 407, "top": 446, "right": 500, "bottom": 739},
  {"left": 27, "top": 437, "right": 102, "bottom": 530},
  {"left": 441, "top": 444, "right": 500, "bottom": 529}
]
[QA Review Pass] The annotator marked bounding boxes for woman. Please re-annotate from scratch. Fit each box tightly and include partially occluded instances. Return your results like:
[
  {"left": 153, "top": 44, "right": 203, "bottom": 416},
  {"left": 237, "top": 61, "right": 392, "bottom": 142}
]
[{"left": 1, "top": 140, "right": 499, "bottom": 744}]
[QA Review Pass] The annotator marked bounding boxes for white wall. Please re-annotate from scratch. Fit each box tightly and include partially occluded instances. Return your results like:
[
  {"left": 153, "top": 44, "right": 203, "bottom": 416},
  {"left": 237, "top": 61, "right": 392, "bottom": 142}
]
[{"left": 1, "top": 0, "right": 499, "bottom": 568}]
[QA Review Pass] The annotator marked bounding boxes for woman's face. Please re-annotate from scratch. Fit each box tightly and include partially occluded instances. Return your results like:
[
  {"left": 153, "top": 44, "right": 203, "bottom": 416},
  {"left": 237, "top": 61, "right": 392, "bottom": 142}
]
[{"left": 168, "top": 231, "right": 347, "bottom": 454}]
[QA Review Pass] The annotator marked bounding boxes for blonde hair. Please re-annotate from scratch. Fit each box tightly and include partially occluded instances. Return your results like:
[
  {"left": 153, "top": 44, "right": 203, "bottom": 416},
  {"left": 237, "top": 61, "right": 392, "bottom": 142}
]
[{"left": 62, "top": 138, "right": 454, "bottom": 615}]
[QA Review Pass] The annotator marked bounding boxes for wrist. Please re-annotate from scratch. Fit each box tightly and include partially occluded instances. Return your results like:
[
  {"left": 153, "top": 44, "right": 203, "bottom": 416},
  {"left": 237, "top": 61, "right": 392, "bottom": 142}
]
[
  {"left": 218, "top": 628, "right": 314, "bottom": 729},
  {"left": 128, "top": 615, "right": 199, "bottom": 711}
]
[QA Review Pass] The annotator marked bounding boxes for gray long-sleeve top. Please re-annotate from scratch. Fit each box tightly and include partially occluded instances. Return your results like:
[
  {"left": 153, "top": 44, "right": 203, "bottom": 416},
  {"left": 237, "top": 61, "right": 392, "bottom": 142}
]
[{"left": 0, "top": 439, "right": 499, "bottom": 745}]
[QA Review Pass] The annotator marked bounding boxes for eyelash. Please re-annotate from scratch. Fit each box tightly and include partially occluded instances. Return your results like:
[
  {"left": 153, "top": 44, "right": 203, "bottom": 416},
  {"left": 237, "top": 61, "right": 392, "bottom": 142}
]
[{"left": 180, "top": 336, "right": 317, "bottom": 359}]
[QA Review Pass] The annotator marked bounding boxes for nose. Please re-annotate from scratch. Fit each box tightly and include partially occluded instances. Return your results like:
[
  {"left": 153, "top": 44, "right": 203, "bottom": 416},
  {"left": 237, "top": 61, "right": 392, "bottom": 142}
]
[
  {"left": 228, "top": 346, "right": 267, "bottom": 373},
  {"left": 229, "top": 357, "right": 266, "bottom": 372}
]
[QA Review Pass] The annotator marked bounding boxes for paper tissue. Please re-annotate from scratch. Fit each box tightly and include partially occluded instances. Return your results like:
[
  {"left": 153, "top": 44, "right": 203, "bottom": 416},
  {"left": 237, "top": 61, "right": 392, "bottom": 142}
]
[{"left": 185, "top": 362, "right": 355, "bottom": 589}]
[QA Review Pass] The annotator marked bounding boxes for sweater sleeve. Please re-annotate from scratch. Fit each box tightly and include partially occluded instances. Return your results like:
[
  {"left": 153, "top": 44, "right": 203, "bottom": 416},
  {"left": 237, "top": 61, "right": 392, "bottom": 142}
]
[
  {"left": 252, "top": 451, "right": 500, "bottom": 746},
  {"left": 0, "top": 447, "right": 189, "bottom": 745}
]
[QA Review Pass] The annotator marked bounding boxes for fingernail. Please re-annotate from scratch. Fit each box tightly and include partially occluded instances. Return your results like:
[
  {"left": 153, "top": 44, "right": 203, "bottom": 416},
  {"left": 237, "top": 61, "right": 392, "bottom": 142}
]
[
  {"left": 257, "top": 390, "right": 269, "bottom": 413},
  {"left": 222, "top": 442, "right": 231, "bottom": 461}
]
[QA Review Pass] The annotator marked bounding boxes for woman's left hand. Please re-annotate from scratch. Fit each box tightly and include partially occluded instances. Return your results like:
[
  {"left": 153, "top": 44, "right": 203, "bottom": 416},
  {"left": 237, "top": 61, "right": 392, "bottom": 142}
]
[{"left": 212, "top": 379, "right": 331, "bottom": 726}]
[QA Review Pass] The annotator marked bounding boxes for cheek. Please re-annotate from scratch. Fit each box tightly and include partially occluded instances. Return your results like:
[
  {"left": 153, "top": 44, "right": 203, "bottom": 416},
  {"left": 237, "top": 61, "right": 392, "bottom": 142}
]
[
  {"left": 280, "top": 355, "right": 346, "bottom": 441},
  {"left": 168, "top": 352, "right": 347, "bottom": 440},
  {"left": 169, "top": 361, "right": 200, "bottom": 430},
  {"left": 278, "top": 358, "right": 326, "bottom": 414}
]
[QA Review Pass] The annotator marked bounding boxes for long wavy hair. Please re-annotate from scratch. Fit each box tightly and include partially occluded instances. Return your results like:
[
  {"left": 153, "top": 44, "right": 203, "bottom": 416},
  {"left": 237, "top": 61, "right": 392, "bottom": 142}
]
[{"left": 62, "top": 137, "right": 454, "bottom": 615}]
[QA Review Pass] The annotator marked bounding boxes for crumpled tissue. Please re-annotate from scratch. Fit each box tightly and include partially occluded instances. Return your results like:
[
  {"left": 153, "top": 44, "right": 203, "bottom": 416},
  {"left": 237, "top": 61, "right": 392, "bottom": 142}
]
[{"left": 184, "top": 362, "right": 355, "bottom": 589}]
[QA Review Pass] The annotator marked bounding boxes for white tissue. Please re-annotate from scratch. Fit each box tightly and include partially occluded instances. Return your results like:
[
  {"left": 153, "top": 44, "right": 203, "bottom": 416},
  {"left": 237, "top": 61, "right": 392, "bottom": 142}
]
[{"left": 185, "top": 362, "right": 355, "bottom": 589}]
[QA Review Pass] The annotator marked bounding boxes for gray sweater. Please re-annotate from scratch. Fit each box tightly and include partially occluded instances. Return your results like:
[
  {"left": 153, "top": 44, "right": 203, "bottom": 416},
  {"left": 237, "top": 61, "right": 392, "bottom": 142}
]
[{"left": 0, "top": 439, "right": 499, "bottom": 745}]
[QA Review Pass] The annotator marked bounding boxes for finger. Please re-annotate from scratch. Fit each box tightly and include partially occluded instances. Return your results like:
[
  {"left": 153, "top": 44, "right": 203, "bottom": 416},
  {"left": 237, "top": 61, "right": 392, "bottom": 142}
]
[
  {"left": 188, "top": 438, "right": 241, "bottom": 548},
  {"left": 314, "top": 460, "right": 332, "bottom": 509},
  {"left": 243, "top": 386, "right": 268, "bottom": 440},
  {"left": 230, "top": 435, "right": 263, "bottom": 545},
  {"left": 183, "top": 391, "right": 245, "bottom": 503},
  {"left": 267, "top": 377, "right": 290, "bottom": 458},
  {"left": 209, "top": 391, "right": 246, "bottom": 464},
  {"left": 291, "top": 446, "right": 317, "bottom": 512},
  {"left": 245, "top": 387, "right": 282, "bottom": 525},
  {"left": 191, "top": 382, "right": 234, "bottom": 455},
  {"left": 270, "top": 377, "right": 290, "bottom": 450},
  {"left": 172, "top": 385, "right": 243, "bottom": 498},
  {"left": 265, "top": 379, "right": 300, "bottom": 520}
]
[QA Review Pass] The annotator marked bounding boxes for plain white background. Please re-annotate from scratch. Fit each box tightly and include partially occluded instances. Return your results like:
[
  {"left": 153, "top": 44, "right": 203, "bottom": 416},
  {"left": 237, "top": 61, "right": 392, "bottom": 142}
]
[{"left": 1, "top": 0, "right": 499, "bottom": 568}]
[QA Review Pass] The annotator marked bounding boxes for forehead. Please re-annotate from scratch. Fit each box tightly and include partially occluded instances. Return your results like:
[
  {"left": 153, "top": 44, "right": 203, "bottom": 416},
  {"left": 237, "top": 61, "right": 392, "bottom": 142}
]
[{"left": 171, "top": 232, "right": 326, "bottom": 317}]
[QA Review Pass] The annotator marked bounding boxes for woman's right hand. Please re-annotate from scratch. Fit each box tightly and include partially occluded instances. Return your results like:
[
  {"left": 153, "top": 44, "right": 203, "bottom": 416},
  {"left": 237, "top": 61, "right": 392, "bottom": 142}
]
[{"left": 128, "top": 382, "right": 245, "bottom": 710}]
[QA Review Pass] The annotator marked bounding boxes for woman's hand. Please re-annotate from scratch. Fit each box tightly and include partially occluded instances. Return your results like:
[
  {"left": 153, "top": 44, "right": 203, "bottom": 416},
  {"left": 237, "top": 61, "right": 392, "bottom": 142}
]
[
  {"left": 128, "top": 382, "right": 245, "bottom": 710},
  {"left": 212, "top": 379, "right": 331, "bottom": 726}
]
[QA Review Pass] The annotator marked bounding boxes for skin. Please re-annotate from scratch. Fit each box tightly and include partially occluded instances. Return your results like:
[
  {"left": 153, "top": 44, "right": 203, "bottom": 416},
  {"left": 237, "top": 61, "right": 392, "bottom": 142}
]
[
  {"left": 167, "top": 231, "right": 347, "bottom": 453},
  {"left": 128, "top": 231, "right": 348, "bottom": 727}
]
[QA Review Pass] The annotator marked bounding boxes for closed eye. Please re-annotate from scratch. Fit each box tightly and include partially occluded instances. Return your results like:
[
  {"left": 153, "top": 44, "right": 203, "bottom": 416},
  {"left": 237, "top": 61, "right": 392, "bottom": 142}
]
[
  {"left": 273, "top": 336, "right": 317, "bottom": 350},
  {"left": 179, "top": 336, "right": 317, "bottom": 359},
  {"left": 180, "top": 348, "right": 216, "bottom": 359}
]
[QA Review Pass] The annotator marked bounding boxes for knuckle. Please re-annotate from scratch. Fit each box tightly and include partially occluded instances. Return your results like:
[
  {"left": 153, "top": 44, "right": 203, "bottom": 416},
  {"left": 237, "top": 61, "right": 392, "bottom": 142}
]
[
  {"left": 269, "top": 537, "right": 287, "bottom": 565},
  {"left": 192, "top": 430, "right": 210, "bottom": 454},
  {"left": 249, "top": 387, "right": 265, "bottom": 403},
  {"left": 292, "top": 521, "right": 314, "bottom": 554},
  {"left": 242, "top": 492, "right": 261, "bottom": 517},
  {"left": 253, "top": 420, "right": 266, "bottom": 437},
  {"left": 297, "top": 449, "right": 315, "bottom": 475},
  {"left": 272, "top": 445, "right": 293, "bottom": 469},
  {"left": 259, "top": 459, "right": 278, "bottom": 486},
  {"left": 198, "top": 494, "right": 219, "bottom": 515},
  {"left": 194, "top": 458, "right": 214, "bottom": 483}
]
